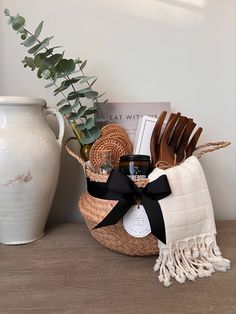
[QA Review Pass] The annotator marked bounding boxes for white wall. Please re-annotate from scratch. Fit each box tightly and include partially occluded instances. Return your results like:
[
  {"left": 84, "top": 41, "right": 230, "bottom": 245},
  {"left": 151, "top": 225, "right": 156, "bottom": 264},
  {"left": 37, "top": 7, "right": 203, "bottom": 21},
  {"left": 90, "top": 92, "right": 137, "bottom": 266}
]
[{"left": 0, "top": 0, "right": 235, "bottom": 220}]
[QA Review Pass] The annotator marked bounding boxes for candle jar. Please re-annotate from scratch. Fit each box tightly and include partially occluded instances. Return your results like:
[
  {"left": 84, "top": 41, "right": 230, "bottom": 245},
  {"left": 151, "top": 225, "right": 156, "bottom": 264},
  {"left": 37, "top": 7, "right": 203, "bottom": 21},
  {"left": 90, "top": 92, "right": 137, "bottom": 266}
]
[{"left": 119, "top": 154, "right": 151, "bottom": 180}]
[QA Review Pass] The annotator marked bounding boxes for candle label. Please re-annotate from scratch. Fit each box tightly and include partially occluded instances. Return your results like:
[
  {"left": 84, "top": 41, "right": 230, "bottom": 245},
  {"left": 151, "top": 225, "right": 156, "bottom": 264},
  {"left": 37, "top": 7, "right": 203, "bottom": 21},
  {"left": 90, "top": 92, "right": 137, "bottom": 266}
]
[{"left": 123, "top": 205, "right": 151, "bottom": 238}]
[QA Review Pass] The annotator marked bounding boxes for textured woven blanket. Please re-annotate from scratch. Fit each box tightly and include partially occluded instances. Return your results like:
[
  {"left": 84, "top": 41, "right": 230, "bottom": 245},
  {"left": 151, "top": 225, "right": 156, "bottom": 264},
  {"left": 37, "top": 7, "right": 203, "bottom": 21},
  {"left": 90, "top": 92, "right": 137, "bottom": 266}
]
[{"left": 148, "top": 156, "right": 230, "bottom": 287}]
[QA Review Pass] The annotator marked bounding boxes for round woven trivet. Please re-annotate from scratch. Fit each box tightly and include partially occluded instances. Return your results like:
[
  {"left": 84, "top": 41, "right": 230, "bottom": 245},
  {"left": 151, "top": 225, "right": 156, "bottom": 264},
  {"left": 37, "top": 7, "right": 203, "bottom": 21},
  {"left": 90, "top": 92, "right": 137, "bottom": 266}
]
[
  {"left": 89, "top": 136, "right": 132, "bottom": 169},
  {"left": 109, "top": 135, "right": 133, "bottom": 153},
  {"left": 101, "top": 124, "right": 130, "bottom": 140}
]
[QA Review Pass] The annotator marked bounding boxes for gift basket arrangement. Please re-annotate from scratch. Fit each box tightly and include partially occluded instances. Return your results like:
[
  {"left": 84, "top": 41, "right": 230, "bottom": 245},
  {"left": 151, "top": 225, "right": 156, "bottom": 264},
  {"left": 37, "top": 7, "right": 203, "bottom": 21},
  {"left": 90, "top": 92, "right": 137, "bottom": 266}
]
[
  {"left": 65, "top": 111, "right": 231, "bottom": 286},
  {"left": 5, "top": 9, "right": 231, "bottom": 287},
  {"left": 66, "top": 110, "right": 229, "bottom": 254}
]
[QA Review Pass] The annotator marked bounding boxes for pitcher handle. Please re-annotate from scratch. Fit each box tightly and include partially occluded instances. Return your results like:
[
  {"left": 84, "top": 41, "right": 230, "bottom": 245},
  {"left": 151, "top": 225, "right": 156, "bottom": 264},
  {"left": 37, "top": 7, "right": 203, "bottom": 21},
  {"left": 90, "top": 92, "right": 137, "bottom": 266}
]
[{"left": 44, "top": 107, "right": 65, "bottom": 146}]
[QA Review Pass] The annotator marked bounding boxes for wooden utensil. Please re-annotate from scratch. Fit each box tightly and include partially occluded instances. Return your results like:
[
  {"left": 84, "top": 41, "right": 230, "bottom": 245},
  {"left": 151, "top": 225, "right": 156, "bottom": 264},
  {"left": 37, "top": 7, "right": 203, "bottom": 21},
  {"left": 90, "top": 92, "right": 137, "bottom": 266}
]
[
  {"left": 186, "top": 127, "right": 203, "bottom": 158},
  {"left": 176, "top": 119, "right": 196, "bottom": 163},
  {"left": 158, "top": 112, "right": 181, "bottom": 168},
  {"left": 150, "top": 111, "right": 168, "bottom": 165},
  {"left": 169, "top": 116, "right": 189, "bottom": 149}
]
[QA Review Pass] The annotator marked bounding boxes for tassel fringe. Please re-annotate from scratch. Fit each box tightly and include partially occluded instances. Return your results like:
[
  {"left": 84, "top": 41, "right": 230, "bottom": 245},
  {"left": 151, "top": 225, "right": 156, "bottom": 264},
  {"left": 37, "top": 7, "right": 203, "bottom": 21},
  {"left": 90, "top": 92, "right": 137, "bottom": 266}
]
[{"left": 154, "top": 234, "right": 230, "bottom": 287}]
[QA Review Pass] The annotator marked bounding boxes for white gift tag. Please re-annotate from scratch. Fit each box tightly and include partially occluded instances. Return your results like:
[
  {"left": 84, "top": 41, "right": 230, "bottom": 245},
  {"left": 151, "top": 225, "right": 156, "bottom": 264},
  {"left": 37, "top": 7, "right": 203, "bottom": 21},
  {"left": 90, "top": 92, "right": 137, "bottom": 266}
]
[{"left": 123, "top": 205, "right": 151, "bottom": 238}]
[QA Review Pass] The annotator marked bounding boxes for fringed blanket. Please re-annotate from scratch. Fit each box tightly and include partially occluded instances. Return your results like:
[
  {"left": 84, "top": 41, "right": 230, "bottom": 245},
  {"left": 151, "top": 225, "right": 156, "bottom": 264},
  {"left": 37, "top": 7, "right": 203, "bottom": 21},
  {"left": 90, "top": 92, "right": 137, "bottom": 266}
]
[{"left": 148, "top": 156, "right": 230, "bottom": 287}]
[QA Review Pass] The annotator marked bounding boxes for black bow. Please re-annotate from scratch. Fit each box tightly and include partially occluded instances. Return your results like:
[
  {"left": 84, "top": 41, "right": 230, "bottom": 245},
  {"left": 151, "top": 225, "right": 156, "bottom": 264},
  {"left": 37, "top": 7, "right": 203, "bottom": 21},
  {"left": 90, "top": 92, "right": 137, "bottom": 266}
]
[{"left": 87, "top": 169, "right": 171, "bottom": 244}]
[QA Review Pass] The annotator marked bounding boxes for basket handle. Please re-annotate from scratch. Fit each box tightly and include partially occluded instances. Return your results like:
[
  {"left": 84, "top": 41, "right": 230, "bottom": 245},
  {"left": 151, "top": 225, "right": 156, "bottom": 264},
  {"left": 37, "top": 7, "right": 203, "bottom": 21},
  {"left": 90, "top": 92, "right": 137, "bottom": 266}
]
[
  {"left": 194, "top": 141, "right": 231, "bottom": 158},
  {"left": 65, "top": 137, "right": 86, "bottom": 173}
]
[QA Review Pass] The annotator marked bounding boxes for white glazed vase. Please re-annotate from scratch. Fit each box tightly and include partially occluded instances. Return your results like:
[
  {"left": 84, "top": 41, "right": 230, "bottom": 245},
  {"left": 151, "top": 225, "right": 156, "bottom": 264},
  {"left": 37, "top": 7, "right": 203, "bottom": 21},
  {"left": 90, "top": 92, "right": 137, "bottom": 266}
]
[{"left": 0, "top": 97, "right": 65, "bottom": 244}]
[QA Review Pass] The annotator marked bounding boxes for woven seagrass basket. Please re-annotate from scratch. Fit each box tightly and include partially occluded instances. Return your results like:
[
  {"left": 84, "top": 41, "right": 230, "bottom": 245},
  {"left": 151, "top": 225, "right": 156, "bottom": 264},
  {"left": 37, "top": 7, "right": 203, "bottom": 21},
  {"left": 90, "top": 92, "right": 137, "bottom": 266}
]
[{"left": 66, "top": 139, "right": 230, "bottom": 256}]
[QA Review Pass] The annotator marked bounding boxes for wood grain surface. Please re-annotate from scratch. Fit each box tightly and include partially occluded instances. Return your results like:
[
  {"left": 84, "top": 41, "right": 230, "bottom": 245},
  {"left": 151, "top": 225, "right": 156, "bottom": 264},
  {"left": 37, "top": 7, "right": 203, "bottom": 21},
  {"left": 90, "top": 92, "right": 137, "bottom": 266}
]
[{"left": 0, "top": 221, "right": 235, "bottom": 314}]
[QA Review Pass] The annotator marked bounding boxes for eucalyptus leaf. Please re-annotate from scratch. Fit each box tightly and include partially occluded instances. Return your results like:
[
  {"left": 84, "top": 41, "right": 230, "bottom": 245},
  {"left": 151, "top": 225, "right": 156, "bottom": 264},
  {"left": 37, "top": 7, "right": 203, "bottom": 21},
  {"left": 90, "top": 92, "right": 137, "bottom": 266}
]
[
  {"left": 77, "top": 106, "right": 87, "bottom": 117},
  {"left": 34, "top": 52, "right": 50, "bottom": 67},
  {"left": 46, "top": 53, "right": 64, "bottom": 67},
  {"left": 28, "top": 43, "right": 42, "bottom": 54},
  {"left": 79, "top": 76, "right": 95, "bottom": 84},
  {"left": 4, "top": 8, "right": 10, "bottom": 16},
  {"left": 59, "top": 105, "right": 72, "bottom": 114},
  {"left": 37, "top": 67, "right": 43, "bottom": 78},
  {"left": 22, "top": 35, "right": 37, "bottom": 47},
  {"left": 41, "top": 69, "right": 51, "bottom": 79},
  {"left": 85, "top": 117, "right": 94, "bottom": 129},
  {"left": 78, "top": 87, "right": 98, "bottom": 99},
  {"left": 88, "top": 126, "right": 101, "bottom": 140},
  {"left": 76, "top": 123, "right": 86, "bottom": 131},
  {"left": 95, "top": 116, "right": 107, "bottom": 123},
  {"left": 34, "top": 21, "right": 43, "bottom": 39},
  {"left": 78, "top": 87, "right": 91, "bottom": 94},
  {"left": 80, "top": 60, "right": 87, "bottom": 71},
  {"left": 54, "top": 79, "right": 71, "bottom": 95},
  {"left": 85, "top": 107, "right": 97, "bottom": 115},
  {"left": 79, "top": 127, "right": 100, "bottom": 144},
  {"left": 34, "top": 36, "right": 54, "bottom": 54},
  {"left": 67, "top": 91, "right": 79, "bottom": 100},
  {"left": 54, "top": 85, "right": 67, "bottom": 95},
  {"left": 23, "top": 56, "right": 36, "bottom": 70},
  {"left": 56, "top": 59, "right": 75, "bottom": 76},
  {"left": 12, "top": 15, "right": 25, "bottom": 31},
  {"left": 84, "top": 90, "right": 99, "bottom": 99},
  {"left": 68, "top": 113, "right": 79, "bottom": 121},
  {"left": 72, "top": 98, "right": 80, "bottom": 109},
  {"left": 28, "top": 36, "right": 54, "bottom": 54}
]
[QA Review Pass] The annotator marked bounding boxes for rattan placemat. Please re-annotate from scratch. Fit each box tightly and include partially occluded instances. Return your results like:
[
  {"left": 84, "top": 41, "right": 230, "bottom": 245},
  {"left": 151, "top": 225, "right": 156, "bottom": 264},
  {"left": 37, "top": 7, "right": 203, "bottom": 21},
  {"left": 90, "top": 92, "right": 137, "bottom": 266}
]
[{"left": 89, "top": 136, "right": 132, "bottom": 169}]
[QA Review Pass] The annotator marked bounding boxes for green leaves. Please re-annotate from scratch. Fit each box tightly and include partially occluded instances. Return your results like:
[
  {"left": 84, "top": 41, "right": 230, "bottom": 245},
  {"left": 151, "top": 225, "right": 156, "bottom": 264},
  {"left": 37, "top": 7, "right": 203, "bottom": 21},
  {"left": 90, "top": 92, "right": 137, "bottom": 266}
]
[
  {"left": 22, "top": 56, "right": 36, "bottom": 70},
  {"left": 21, "top": 22, "right": 43, "bottom": 47},
  {"left": 80, "top": 60, "right": 87, "bottom": 71},
  {"left": 4, "top": 8, "right": 107, "bottom": 149},
  {"left": 4, "top": 9, "right": 10, "bottom": 16},
  {"left": 22, "top": 35, "right": 37, "bottom": 47},
  {"left": 79, "top": 126, "right": 101, "bottom": 145},
  {"left": 12, "top": 15, "right": 25, "bottom": 31},
  {"left": 28, "top": 36, "right": 54, "bottom": 54},
  {"left": 85, "top": 106, "right": 97, "bottom": 115},
  {"left": 67, "top": 91, "right": 79, "bottom": 100},
  {"left": 85, "top": 117, "right": 94, "bottom": 129},
  {"left": 84, "top": 90, "right": 99, "bottom": 99},
  {"left": 41, "top": 69, "right": 51, "bottom": 79},
  {"left": 59, "top": 105, "right": 72, "bottom": 115},
  {"left": 55, "top": 59, "right": 75, "bottom": 76},
  {"left": 79, "top": 76, "right": 95, "bottom": 84},
  {"left": 34, "top": 21, "right": 43, "bottom": 38}
]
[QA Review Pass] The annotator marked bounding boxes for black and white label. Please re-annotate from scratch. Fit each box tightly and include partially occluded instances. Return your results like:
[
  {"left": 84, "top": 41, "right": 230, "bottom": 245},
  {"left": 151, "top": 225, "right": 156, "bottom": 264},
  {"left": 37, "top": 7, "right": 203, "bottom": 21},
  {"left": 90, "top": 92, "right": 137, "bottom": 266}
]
[{"left": 123, "top": 205, "right": 151, "bottom": 238}]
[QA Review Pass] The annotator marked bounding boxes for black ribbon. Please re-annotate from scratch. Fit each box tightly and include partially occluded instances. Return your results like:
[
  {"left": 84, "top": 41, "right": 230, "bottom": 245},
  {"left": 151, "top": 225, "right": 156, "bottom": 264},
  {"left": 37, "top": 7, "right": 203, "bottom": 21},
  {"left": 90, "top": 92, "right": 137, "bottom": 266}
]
[{"left": 87, "top": 169, "right": 171, "bottom": 244}]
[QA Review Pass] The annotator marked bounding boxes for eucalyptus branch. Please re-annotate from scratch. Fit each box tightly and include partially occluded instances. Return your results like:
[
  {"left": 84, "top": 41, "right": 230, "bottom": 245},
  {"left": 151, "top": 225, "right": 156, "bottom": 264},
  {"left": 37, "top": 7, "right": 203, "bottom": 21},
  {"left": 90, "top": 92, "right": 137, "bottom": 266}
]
[{"left": 4, "top": 8, "right": 107, "bottom": 146}]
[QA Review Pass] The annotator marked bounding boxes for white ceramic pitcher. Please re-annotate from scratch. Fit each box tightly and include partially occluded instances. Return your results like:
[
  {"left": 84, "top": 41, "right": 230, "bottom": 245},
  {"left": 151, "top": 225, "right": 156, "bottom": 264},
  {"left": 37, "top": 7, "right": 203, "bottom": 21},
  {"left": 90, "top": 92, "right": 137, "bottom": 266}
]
[{"left": 0, "top": 96, "right": 65, "bottom": 244}]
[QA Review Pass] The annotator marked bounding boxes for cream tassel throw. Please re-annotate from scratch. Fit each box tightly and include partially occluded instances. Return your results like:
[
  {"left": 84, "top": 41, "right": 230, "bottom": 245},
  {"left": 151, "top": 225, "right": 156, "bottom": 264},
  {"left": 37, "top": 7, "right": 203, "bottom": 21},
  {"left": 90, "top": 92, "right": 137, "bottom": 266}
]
[{"left": 148, "top": 156, "right": 230, "bottom": 287}]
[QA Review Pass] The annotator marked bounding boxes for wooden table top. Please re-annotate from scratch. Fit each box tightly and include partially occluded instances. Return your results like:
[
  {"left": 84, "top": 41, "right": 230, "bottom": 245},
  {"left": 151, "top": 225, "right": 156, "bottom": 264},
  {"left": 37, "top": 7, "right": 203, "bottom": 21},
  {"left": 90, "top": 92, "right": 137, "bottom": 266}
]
[{"left": 0, "top": 221, "right": 235, "bottom": 314}]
